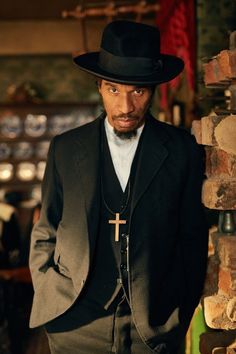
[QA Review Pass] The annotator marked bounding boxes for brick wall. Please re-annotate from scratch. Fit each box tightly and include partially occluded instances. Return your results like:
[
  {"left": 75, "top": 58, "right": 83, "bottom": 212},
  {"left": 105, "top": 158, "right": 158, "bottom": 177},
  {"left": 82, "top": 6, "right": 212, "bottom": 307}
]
[{"left": 192, "top": 37, "right": 236, "bottom": 353}]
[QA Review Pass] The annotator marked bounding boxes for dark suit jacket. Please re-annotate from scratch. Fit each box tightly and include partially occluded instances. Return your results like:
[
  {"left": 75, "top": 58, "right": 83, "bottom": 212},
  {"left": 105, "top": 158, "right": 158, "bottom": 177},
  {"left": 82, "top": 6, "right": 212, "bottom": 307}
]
[{"left": 29, "top": 114, "right": 208, "bottom": 351}]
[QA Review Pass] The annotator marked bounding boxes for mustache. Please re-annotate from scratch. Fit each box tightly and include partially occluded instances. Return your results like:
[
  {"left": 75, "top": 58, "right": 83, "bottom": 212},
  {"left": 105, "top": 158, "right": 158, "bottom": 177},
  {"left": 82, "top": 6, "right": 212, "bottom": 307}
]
[{"left": 112, "top": 114, "right": 138, "bottom": 120}]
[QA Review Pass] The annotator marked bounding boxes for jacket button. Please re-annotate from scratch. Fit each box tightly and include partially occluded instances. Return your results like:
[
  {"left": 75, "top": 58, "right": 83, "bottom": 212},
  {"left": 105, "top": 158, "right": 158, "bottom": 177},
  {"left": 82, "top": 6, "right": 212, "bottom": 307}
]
[{"left": 120, "top": 264, "right": 127, "bottom": 270}]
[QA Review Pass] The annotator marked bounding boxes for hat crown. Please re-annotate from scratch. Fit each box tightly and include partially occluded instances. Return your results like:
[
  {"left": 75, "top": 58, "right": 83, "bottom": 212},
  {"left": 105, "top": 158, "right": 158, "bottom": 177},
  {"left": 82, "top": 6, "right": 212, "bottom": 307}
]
[
  {"left": 73, "top": 20, "right": 184, "bottom": 85},
  {"left": 101, "top": 21, "right": 161, "bottom": 59}
]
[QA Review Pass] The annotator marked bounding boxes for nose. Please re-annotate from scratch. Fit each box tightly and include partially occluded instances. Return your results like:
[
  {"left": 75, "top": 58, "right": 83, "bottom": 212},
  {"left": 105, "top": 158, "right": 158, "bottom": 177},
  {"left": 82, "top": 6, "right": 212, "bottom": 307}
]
[{"left": 119, "top": 94, "right": 135, "bottom": 114}]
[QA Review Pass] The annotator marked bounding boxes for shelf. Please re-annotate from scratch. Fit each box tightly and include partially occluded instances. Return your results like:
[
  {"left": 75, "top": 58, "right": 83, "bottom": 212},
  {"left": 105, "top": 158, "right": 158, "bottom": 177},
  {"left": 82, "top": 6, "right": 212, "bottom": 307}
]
[{"left": 0, "top": 101, "right": 98, "bottom": 188}]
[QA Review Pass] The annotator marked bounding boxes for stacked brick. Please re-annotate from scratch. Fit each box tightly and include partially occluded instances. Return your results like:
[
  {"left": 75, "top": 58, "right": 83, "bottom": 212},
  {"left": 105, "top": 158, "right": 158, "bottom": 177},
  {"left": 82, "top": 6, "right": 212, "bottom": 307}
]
[
  {"left": 191, "top": 37, "right": 236, "bottom": 353},
  {"left": 203, "top": 50, "right": 236, "bottom": 86}
]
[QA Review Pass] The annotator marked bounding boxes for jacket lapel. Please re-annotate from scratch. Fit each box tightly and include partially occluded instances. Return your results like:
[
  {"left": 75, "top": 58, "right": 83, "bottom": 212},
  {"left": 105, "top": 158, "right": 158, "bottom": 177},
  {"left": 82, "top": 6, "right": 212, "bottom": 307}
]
[
  {"left": 73, "top": 115, "right": 103, "bottom": 229},
  {"left": 72, "top": 113, "right": 169, "bottom": 225},
  {"left": 131, "top": 115, "right": 169, "bottom": 213}
]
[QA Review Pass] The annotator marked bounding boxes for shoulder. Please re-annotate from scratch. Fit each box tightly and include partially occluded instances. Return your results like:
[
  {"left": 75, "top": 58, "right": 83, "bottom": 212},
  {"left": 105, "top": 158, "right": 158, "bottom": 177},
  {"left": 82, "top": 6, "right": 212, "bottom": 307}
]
[
  {"left": 149, "top": 115, "right": 204, "bottom": 159},
  {"left": 54, "top": 115, "right": 102, "bottom": 145},
  {"left": 150, "top": 116, "right": 197, "bottom": 144},
  {"left": 46, "top": 115, "right": 103, "bottom": 168}
]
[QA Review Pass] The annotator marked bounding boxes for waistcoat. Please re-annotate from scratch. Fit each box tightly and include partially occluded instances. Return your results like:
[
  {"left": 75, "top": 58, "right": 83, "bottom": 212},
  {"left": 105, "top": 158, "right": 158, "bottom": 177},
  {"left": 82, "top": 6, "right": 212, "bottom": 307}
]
[{"left": 80, "top": 123, "right": 142, "bottom": 309}]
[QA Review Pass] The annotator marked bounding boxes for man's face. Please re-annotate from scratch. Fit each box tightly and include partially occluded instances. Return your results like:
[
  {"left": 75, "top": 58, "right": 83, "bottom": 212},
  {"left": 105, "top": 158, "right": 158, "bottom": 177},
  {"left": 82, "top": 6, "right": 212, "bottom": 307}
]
[{"left": 99, "top": 80, "right": 153, "bottom": 137}]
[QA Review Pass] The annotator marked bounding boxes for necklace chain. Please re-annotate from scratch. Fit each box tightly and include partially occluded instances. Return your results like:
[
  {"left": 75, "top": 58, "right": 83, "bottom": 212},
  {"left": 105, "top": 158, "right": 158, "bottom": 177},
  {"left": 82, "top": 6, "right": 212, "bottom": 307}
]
[{"left": 101, "top": 177, "right": 131, "bottom": 217}]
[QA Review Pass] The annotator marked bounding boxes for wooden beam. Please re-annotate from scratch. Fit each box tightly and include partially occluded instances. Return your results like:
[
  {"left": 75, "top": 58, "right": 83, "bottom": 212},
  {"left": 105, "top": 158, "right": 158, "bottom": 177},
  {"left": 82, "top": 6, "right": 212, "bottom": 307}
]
[
  {"left": 0, "top": 20, "right": 102, "bottom": 55},
  {"left": 62, "top": 1, "right": 160, "bottom": 20},
  {"left": 0, "top": 17, "right": 155, "bottom": 56}
]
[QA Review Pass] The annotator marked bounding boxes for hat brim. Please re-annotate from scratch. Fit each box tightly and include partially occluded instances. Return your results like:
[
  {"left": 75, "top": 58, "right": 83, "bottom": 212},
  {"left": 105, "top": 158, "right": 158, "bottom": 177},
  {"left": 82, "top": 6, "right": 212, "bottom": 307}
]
[{"left": 73, "top": 52, "right": 184, "bottom": 85}]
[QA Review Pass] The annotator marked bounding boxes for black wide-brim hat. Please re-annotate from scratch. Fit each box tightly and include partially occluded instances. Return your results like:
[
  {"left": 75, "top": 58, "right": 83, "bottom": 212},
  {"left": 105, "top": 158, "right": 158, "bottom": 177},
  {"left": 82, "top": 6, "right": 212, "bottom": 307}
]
[{"left": 74, "top": 20, "right": 184, "bottom": 85}]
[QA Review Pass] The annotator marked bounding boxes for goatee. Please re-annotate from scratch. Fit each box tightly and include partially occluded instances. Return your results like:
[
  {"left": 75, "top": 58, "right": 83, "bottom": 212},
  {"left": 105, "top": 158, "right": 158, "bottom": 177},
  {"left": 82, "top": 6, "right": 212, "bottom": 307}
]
[{"left": 114, "top": 128, "right": 137, "bottom": 140}]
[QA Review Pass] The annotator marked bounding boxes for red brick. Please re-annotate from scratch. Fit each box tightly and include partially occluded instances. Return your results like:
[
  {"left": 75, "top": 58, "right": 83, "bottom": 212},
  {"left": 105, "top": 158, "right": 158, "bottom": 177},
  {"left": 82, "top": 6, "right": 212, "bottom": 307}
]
[
  {"left": 204, "top": 295, "right": 228, "bottom": 329},
  {"left": 203, "top": 61, "right": 216, "bottom": 85},
  {"left": 208, "top": 227, "right": 218, "bottom": 256},
  {"left": 204, "top": 295, "right": 236, "bottom": 329},
  {"left": 226, "top": 297, "right": 236, "bottom": 322},
  {"left": 209, "top": 229, "right": 225, "bottom": 254},
  {"left": 202, "top": 178, "right": 236, "bottom": 210},
  {"left": 205, "top": 147, "right": 236, "bottom": 178},
  {"left": 204, "top": 59, "right": 228, "bottom": 85},
  {"left": 204, "top": 254, "right": 219, "bottom": 296},
  {"left": 218, "top": 237, "right": 236, "bottom": 270},
  {"left": 217, "top": 49, "right": 236, "bottom": 78},
  {"left": 201, "top": 115, "right": 225, "bottom": 146},
  {"left": 214, "top": 116, "right": 236, "bottom": 155},
  {"left": 218, "top": 267, "right": 236, "bottom": 297},
  {"left": 203, "top": 229, "right": 220, "bottom": 296}
]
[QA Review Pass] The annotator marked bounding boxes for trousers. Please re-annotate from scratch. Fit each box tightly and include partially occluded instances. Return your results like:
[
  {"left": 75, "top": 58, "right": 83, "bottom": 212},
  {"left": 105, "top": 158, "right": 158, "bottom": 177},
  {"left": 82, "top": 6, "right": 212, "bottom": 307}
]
[{"left": 44, "top": 292, "right": 155, "bottom": 354}]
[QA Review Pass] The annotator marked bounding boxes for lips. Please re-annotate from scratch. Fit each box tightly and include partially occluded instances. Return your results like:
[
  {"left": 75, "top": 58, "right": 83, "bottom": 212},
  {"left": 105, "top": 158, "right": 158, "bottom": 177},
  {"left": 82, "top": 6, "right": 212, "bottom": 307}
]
[
  {"left": 112, "top": 115, "right": 140, "bottom": 130},
  {"left": 115, "top": 116, "right": 137, "bottom": 121},
  {"left": 119, "top": 119, "right": 135, "bottom": 123},
  {"left": 115, "top": 116, "right": 138, "bottom": 123},
  {"left": 117, "top": 118, "right": 137, "bottom": 126}
]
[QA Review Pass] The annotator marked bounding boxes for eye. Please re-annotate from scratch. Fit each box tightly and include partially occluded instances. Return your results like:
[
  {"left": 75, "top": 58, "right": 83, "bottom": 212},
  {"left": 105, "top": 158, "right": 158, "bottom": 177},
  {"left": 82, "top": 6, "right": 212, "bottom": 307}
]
[
  {"left": 109, "top": 86, "right": 119, "bottom": 94},
  {"left": 133, "top": 88, "right": 144, "bottom": 96}
]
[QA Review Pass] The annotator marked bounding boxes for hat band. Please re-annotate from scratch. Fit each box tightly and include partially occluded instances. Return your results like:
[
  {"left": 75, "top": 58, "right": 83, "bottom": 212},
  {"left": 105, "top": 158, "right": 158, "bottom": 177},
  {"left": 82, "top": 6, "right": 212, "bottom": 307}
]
[{"left": 98, "top": 48, "right": 163, "bottom": 77}]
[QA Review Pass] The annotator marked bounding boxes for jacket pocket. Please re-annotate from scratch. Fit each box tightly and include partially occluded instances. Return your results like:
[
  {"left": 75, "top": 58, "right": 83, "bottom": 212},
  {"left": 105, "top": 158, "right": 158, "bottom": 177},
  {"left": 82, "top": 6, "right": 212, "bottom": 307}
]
[{"left": 54, "top": 252, "right": 71, "bottom": 278}]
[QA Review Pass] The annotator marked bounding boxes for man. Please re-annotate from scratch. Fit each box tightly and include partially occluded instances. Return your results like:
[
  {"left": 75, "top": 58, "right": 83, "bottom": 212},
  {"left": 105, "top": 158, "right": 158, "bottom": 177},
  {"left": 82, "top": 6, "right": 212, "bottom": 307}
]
[{"left": 29, "top": 21, "right": 208, "bottom": 354}]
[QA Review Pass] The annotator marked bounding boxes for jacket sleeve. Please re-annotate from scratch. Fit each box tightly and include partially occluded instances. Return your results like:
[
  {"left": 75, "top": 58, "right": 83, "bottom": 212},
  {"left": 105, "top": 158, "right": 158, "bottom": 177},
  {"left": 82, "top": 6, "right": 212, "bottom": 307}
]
[
  {"left": 179, "top": 136, "right": 209, "bottom": 328},
  {"left": 29, "top": 137, "right": 63, "bottom": 291}
]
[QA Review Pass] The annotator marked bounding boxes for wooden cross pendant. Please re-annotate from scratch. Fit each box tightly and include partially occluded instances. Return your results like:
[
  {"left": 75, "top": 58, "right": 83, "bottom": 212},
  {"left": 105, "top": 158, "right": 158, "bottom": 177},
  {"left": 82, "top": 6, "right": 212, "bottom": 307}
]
[{"left": 109, "top": 213, "right": 126, "bottom": 242}]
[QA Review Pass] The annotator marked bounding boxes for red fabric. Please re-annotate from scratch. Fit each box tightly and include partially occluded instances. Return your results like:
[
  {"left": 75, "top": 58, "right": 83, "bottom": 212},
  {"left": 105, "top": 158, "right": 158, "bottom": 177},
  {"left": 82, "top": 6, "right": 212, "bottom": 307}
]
[{"left": 156, "top": 0, "right": 196, "bottom": 109}]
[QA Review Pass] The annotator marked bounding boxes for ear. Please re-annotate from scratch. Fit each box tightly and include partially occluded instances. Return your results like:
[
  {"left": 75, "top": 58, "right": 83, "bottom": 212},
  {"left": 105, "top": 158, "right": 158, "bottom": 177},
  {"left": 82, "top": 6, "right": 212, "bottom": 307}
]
[{"left": 96, "top": 78, "right": 102, "bottom": 92}]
